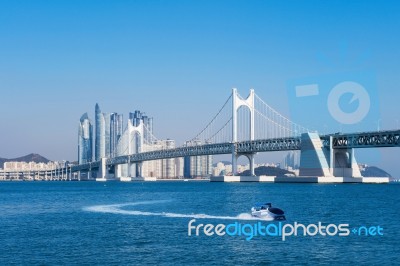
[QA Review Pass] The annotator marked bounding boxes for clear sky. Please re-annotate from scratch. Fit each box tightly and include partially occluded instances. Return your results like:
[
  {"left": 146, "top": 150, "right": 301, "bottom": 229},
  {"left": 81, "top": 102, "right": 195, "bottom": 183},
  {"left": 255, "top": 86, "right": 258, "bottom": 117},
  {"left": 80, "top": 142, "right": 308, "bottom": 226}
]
[{"left": 1, "top": 0, "right": 399, "bottom": 176}]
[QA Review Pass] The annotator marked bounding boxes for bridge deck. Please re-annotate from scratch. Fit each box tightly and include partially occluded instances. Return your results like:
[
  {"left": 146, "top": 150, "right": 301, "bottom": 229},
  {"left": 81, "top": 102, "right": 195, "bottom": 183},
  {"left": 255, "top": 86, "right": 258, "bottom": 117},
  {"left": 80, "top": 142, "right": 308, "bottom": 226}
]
[{"left": 71, "top": 130, "right": 400, "bottom": 172}]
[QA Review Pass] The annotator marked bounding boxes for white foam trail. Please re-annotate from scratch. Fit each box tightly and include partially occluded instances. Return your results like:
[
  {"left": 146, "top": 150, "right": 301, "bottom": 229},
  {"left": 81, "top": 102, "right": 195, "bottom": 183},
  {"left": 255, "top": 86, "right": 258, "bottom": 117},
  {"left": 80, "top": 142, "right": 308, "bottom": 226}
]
[{"left": 84, "top": 201, "right": 273, "bottom": 221}]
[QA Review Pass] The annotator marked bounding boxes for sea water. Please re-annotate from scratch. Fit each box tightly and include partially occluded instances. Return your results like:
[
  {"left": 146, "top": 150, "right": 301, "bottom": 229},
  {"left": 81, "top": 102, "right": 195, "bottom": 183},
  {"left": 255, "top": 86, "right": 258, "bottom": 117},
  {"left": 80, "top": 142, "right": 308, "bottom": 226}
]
[{"left": 0, "top": 181, "right": 399, "bottom": 265}]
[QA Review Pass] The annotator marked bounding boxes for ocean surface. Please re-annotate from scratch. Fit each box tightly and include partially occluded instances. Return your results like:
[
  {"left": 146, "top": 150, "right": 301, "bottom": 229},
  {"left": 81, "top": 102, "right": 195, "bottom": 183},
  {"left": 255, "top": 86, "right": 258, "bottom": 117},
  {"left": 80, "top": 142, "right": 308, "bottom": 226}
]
[{"left": 0, "top": 181, "right": 399, "bottom": 265}]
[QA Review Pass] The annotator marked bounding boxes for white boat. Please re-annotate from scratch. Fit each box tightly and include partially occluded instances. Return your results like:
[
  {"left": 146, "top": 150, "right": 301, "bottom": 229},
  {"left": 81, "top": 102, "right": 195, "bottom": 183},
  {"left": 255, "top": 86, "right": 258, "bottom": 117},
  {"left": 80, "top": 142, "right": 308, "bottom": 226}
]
[{"left": 251, "top": 203, "right": 286, "bottom": 220}]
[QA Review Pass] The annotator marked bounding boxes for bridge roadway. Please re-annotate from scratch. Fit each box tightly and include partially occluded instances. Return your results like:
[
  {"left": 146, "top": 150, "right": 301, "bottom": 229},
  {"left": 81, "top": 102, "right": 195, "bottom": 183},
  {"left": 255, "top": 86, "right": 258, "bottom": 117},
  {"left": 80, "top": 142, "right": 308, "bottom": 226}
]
[{"left": 71, "top": 129, "right": 400, "bottom": 172}]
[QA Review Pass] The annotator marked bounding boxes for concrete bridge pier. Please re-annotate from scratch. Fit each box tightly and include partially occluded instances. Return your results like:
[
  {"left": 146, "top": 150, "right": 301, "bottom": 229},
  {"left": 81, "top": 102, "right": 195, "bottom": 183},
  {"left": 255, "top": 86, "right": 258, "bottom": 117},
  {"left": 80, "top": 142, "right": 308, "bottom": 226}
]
[
  {"left": 331, "top": 148, "right": 362, "bottom": 178},
  {"left": 115, "top": 164, "right": 122, "bottom": 178},
  {"left": 299, "top": 132, "right": 362, "bottom": 179},
  {"left": 231, "top": 145, "right": 237, "bottom": 176},
  {"left": 232, "top": 152, "right": 256, "bottom": 176},
  {"left": 127, "top": 163, "right": 134, "bottom": 177},
  {"left": 246, "top": 153, "right": 256, "bottom": 176},
  {"left": 137, "top": 162, "right": 143, "bottom": 177},
  {"left": 95, "top": 158, "right": 108, "bottom": 181}
]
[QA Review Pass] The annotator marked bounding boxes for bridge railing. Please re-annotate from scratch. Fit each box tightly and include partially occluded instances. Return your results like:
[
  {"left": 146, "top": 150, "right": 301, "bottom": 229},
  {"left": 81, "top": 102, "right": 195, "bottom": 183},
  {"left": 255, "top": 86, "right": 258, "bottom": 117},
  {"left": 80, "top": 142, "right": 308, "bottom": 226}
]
[
  {"left": 71, "top": 161, "right": 101, "bottom": 172},
  {"left": 236, "top": 137, "right": 301, "bottom": 153},
  {"left": 321, "top": 130, "right": 400, "bottom": 149},
  {"left": 108, "top": 142, "right": 233, "bottom": 165},
  {"left": 72, "top": 130, "right": 400, "bottom": 172}
]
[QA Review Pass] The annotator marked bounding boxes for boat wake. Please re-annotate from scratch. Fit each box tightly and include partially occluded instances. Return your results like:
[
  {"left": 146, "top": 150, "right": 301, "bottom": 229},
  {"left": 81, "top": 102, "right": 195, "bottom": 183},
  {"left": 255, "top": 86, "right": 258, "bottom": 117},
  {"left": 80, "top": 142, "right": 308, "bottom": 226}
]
[{"left": 83, "top": 200, "right": 273, "bottom": 221}]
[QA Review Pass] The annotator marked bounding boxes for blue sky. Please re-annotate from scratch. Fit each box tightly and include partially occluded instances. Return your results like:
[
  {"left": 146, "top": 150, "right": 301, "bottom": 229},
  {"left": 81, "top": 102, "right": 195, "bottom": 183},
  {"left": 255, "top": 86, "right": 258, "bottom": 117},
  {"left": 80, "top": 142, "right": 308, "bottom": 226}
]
[{"left": 0, "top": 0, "right": 399, "bottom": 176}]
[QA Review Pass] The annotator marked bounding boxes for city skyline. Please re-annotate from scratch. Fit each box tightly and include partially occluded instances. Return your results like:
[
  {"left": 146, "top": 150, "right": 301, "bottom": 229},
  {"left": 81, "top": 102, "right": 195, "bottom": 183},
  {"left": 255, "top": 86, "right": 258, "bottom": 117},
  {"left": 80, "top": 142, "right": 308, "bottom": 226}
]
[
  {"left": 78, "top": 102, "right": 213, "bottom": 179},
  {"left": 1, "top": 1, "right": 399, "bottom": 177}
]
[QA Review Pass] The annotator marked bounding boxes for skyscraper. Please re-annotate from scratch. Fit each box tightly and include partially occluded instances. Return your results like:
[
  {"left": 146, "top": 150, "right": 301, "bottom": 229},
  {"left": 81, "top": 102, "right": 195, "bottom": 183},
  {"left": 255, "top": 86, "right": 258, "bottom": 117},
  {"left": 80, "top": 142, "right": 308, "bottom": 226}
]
[
  {"left": 163, "top": 139, "right": 175, "bottom": 178},
  {"left": 142, "top": 139, "right": 177, "bottom": 178},
  {"left": 104, "top": 113, "right": 111, "bottom": 158},
  {"left": 88, "top": 105, "right": 155, "bottom": 163},
  {"left": 130, "top": 110, "right": 142, "bottom": 126},
  {"left": 78, "top": 113, "right": 93, "bottom": 164},
  {"left": 95, "top": 104, "right": 122, "bottom": 159},
  {"left": 110, "top": 113, "right": 123, "bottom": 157},
  {"left": 95, "top": 103, "right": 105, "bottom": 161},
  {"left": 183, "top": 140, "right": 213, "bottom": 178},
  {"left": 129, "top": 110, "right": 154, "bottom": 143},
  {"left": 284, "top": 151, "right": 299, "bottom": 170}
]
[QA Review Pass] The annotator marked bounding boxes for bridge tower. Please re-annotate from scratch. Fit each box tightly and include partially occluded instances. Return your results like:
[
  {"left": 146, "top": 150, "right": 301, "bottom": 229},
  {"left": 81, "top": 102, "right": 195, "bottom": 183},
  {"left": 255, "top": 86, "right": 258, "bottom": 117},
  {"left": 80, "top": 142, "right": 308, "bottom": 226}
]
[
  {"left": 231, "top": 88, "right": 256, "bottom": 176},
  {"left": 115, "top": 120, "right": 144, "bottom": 179}
]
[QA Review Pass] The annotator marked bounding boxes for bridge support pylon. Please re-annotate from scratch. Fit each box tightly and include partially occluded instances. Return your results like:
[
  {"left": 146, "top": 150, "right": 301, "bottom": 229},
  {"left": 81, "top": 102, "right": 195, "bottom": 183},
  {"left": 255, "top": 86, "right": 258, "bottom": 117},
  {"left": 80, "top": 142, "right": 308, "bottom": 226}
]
[
  {"left": 96, "top": 158, "right": 108, "bottom": 180},
  {"left": 231, "top": 88, "right": 256, "bottom": 176},
  {"left": 299, "top": 132, "right": 362, "bottom": 178},
  {"left": 232, "top": 152, "right": 256, "bottom": 176},
  {"left": 331, "top": 148, "right": 362, "bottom": 178},
  {"left": 115, "top": 164, "right": 122, "bottom": 178},
  {"left": 137, "top": 162, "right": 143, "bottom": 178},
  {"left": 125, "top": 121, "right": 143, "bottom": 179},
  {"left": 232, "top": 88, "right": 255, "bottom": 143}
]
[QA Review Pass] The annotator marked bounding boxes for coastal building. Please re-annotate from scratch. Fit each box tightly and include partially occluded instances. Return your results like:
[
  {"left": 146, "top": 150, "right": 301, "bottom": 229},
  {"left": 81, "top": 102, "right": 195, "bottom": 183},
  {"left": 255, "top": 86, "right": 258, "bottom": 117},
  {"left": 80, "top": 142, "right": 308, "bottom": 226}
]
[
  {"left": 283, "top": 151, "right": 299, "bottom": 170},
  {"left": 213, "top": 162, "right": 226, "bottom": 176},
  {"left": 95, "top": 103, "right": 105, "bottom": 161},
  {"left": 142, "top": 139, "right": 180, "bottom": 179},
  {"left": 129, "top": 110, "right": 154, "bottom": 143},
  {"left": 4, "top": 161, "right": 65, "bottom": 171},
  {"left": 78, "top": 113, "right": 93, "bottom": 164},
  {"left": 183, "top": 140, "right": 213, "bottom": 178},
  {"left": 95, "top": 104, "right": 124, "bottom": 160},
  {"left": 175, "top": 157, "right": 184, "bottom": 178},
  {"left": 81, "top": 105, "right": 185, "bottom": 179},
  {"left": 110, "top": 113, "right": 123, "bottom": 158},
  {"left": 103, "top": 113, "right": 111, "bottom": 158}
]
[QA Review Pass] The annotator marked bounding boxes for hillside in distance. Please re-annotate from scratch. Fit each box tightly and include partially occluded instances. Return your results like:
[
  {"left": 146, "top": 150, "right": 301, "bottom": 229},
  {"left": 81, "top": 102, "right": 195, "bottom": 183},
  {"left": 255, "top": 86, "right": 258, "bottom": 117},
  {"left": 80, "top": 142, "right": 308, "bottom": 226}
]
[
  {"left": 240, "top": 166, "right": 295, "bottom": 177},
  {"left": 0, "top": 153, "right": 50, "bottom": 168},
  {"left": 361, "top": 166, "right": 392, "bottom": 178}
]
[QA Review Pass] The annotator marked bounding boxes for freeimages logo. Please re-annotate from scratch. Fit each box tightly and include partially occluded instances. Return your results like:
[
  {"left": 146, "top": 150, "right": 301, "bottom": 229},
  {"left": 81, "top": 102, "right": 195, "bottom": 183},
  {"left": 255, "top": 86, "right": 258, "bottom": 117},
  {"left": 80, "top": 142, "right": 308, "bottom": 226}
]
[
  {"left": 286, "top": 71, "right": 380, "bottom": 133},
  {"left": 188, "top": 219, "right": 383, "bottom": 241}
]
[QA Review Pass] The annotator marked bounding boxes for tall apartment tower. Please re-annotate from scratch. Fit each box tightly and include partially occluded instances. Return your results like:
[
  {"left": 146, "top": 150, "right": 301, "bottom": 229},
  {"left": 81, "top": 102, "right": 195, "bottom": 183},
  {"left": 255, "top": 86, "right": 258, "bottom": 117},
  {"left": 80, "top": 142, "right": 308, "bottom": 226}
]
[
  {"left": 95, "top": 103, "right": 105, "bottom": 161},
  {"left": 78, "top": 113, "right": 93, "bottom": 164},
  {"left": 129, "top": 110, "right": 154, "bottom": 143},
  {"left": 183, "top": 140, "right": 213, "bottom": 178},
  {"left": 110, "top": 113, "right": 123, "bottom": 158}
]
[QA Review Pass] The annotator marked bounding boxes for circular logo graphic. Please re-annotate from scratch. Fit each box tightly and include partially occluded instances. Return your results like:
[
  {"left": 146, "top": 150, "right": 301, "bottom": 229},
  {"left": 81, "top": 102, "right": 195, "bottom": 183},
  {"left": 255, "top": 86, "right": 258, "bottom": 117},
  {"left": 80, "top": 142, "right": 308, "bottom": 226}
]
[{"left": 327, "top": 81, "right": 370, "bottom": 124}]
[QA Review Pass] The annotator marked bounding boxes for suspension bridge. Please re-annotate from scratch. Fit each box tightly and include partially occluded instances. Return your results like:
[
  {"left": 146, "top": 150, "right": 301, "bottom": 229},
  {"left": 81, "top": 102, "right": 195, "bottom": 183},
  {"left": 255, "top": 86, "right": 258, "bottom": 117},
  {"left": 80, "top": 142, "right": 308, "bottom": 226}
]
[
  {"left": 66, "top": 88, "right": 399, "bottom": 183},
  {"left": 3, "top": 89, "right": 397, "bottom": 183}
]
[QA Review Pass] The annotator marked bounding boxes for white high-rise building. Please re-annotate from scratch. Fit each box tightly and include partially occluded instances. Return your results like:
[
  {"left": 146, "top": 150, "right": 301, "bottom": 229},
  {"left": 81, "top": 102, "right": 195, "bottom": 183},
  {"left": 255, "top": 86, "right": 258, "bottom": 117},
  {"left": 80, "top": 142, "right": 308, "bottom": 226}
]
[
  {"left": 78, "top": 113, "right": 93, "bottom": 164},
  {"left": 183, "top": 140, "right": 213, "bottom": 178},
  {"left": 142, "top": 139, "right": 180, "bottom": 179}
]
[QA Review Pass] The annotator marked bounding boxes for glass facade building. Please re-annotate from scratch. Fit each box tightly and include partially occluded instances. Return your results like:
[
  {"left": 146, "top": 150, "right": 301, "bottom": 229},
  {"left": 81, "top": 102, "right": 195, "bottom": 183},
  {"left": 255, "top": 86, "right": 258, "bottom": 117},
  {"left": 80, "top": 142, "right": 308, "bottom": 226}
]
[
  {"left": 95, "top": 103, "right": 105, "bottom": 161},
  {"left": 78, "top": 113, "right": 93, "bottom": 164},
  {"left": 95, "top": 104, "right": 124, "bottom": 160},
  {"left": 183, "top": 140, "right": 213, "bottom": 178},
  {"left": 110, "top": 113, "right": 123, "bottom": 157},
  {"left": 129, "top": 110, "right": 153, "bottom": 143},
  {"left": 82, "top": 105, "right": 156, "bottom": 165},
  {"left": 104, "top": 113, "right": 111, "bottom": 158}
]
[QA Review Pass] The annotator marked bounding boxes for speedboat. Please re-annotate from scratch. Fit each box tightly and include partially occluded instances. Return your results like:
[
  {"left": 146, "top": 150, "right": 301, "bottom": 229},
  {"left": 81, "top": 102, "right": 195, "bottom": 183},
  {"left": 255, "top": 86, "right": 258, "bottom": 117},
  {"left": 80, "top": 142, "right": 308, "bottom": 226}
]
[{"left": 251, "top": 203, "right": 286, "bottom": 220}]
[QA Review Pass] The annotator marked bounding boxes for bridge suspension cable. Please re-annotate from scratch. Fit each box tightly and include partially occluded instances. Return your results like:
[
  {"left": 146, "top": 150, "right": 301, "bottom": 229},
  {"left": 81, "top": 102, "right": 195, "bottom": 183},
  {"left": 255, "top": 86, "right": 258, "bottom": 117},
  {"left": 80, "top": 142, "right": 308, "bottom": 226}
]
[
  {"left": 143, "top": 123, "right": 160, "bottom": 145},
  {"left": 205, "top": 117, "right": 233, "bottom": 144},
  {"left": 116, "top": 89, "right": 311, "bottom": 157},
  {"left": 254, "top": 93, "right": 309, "bottom": 139},
  {"left": 233, "top": 92, "right": 310, "bottom": 141},
  {"left": 188, "top": 94, "right": 233, "bottom": 144},
  {"left": 116, "top": 123, "right": 139, "bottom": 156}
]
